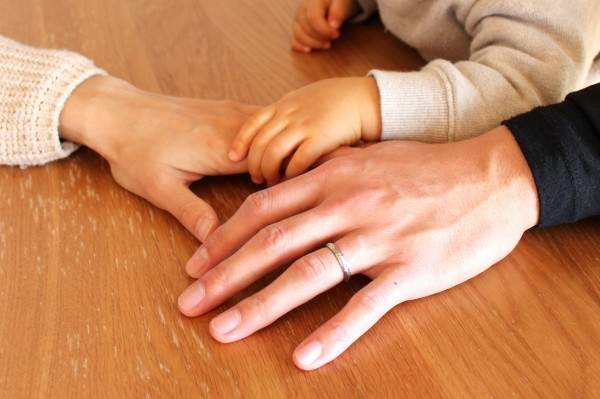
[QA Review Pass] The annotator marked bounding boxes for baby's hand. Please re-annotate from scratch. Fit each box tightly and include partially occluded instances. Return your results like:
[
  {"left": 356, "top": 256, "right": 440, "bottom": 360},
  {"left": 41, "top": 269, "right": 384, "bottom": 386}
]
[
  {"left": 228, "top": 77, "right": 381, "bottom": 185},
  {"left": 292, "top": 0, "right": 360, "bottom": 53}
]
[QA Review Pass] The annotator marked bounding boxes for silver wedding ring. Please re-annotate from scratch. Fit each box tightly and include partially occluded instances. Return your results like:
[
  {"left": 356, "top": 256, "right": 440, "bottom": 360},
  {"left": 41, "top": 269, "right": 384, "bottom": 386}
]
[{"left": 326, "top": 242, "right": 351, "bottom": 282}]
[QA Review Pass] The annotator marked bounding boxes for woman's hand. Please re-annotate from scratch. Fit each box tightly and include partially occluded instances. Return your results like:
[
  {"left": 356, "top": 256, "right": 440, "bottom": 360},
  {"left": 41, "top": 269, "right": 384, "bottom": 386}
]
[
  {"left": 178, "top": 126, "right": 540, "bottom": 369},
  {"left": 59, "top": 75, "right": 257, "bottom": 241}
]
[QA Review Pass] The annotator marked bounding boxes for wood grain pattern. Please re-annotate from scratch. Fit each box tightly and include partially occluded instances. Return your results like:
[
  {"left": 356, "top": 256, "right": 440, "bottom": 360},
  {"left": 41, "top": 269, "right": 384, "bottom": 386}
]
[{"left": 1, "top": 0, "right": 599, "bottom": 397}]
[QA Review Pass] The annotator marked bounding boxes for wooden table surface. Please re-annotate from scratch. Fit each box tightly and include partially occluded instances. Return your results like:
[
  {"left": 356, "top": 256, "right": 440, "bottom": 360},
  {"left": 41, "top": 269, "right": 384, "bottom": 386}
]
[{"left": 1, "top": 0, "right": 599, "bottom": 397}]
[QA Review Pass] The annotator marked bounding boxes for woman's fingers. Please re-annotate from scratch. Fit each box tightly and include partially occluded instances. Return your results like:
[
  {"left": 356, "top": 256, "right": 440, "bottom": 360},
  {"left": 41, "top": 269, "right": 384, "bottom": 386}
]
[{"left": 146, "top": 178, "right": 220, "bottom": 242}]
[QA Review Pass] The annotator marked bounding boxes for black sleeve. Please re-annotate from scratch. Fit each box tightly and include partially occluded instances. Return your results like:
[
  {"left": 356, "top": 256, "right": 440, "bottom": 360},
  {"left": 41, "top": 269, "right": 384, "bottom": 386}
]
[{"left": 503, "top": 83, "right": 600, "bottom": 228}]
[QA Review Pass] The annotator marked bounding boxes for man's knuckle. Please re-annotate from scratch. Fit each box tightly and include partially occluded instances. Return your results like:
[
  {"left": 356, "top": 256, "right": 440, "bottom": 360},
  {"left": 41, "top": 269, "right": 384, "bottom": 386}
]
[
  {"left": 247, "top": 292, "right": 275, "bottom": 319},
  {"left": 206, "top": 266, "right": 230, "bottom": 291},
  {"left": 353, "top": 290, "right": 388, "bottom": 315},
  {"left": 326, "top": 319, "right": 353, "bottom": 345},
  {"left": 244, "top": 190, "right": 273, "bottom": 215},
  {"left": 294, "top": 254, "right": 329, "bottom": 283},
  {"left": 257, "top": 224, "right": 287, "bottom": 255}
]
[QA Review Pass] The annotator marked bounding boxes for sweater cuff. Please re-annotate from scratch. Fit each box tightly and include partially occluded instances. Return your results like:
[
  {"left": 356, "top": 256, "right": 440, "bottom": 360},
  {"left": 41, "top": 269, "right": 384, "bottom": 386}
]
[
  {"left": 502, "top": 87, "right": 600, "bottom": 228},
  {"left": 0, "top": 37, "right": 106, "bottom": 167},
  {"left": 369, "top": 67, "right": 450, "bottom": 143}
]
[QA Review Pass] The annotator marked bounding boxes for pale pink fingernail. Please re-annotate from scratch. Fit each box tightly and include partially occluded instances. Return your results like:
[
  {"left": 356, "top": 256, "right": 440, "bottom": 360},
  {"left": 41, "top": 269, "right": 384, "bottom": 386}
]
[
  {"left": 178, "top": 282, "right": 205, "bottom": 312},
  {"left": 211, "top": 309, "right": 241, "bottom": 334},
  {"left": 186, "top": 247, "right": 209, "bottom": 278},
  {"left": 295, "top": 340, "right": 322, "bottom": 366},
  {"left": 196, "top": 216, "right": 213, "bottom": 242}
]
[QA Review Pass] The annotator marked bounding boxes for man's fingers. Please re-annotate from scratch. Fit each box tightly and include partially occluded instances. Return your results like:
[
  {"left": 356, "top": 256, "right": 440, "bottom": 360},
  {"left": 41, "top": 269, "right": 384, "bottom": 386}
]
[
  {"left": 293, "top": 273, "right": 408, "bottom": 370},
  {"left": 206, "top": 235, "right": 371, "bottom": 342},
  {"left": 179, "top": 199, "right": 356, "bottom": 316},
  {"left": 184, "top": 171, "right": 325, "bottom": 278}
]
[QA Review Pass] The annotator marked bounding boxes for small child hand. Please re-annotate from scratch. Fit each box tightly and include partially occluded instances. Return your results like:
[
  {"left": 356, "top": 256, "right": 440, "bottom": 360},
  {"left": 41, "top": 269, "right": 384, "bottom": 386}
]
[
  {"left": 292, "top": 0, "right": 360, "bottom": 53},
  {"left": 228, "top": 77, "right": 381, "bottom": 185}
]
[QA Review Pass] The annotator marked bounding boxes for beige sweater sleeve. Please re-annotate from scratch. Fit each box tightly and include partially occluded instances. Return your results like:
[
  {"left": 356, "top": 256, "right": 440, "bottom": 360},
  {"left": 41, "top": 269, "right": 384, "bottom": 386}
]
[
  {"left": 370, "top": 0, "right": 600, "bottom": 143},
  {"left": 0, "top": 36, "right": 106, "bottom": 167}
]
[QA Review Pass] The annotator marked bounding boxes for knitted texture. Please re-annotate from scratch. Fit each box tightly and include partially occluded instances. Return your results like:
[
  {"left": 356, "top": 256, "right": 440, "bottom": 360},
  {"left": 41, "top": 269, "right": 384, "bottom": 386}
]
[
  {"left": 0, "top": 36, "right": 106, "bottom": 166},
  {"left": 355, "top": 0, "right": 600, "bottom": 143}
]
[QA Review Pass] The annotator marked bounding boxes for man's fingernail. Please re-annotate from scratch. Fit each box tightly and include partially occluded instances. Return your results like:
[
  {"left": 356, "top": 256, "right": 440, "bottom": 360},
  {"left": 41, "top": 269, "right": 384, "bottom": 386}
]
[
  {"left": 211, "top": 309, "right": 241, "bottom": 335},
  {"left": 330, "top": 19, "right": 341, "bottom": 29},
  {"left": 186, "top": 247, "right": 209, "bottom": 278},
  {"left": 295, "top": 340, "right": 322, "bottom": 366},
  {"left": 196, "top": 217, "right": 212, "bottom": 242},
  {"left": 178, "top": 282, "right": 205, "bottom": 312}
]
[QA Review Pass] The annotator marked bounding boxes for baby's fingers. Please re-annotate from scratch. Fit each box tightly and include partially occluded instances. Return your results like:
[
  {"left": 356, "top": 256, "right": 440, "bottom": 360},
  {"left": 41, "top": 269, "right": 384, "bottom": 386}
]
[
  {"left": 292, "top": 22, "right": 331, "bottom": 52},
  {"left": 305, "top": 0, "right": 340, "bottom": 39},
  {"left": 261, "top": 132, "right": 305, "bottom": 185},
  {"left": 285, "top": 138, "right": 338, "bottom": 179},
  {"left": 229, "top": 108, "right": 275, "bottom": 162},
  {"left": 246, "top": 117, "right": 290, "bottom": 184}
]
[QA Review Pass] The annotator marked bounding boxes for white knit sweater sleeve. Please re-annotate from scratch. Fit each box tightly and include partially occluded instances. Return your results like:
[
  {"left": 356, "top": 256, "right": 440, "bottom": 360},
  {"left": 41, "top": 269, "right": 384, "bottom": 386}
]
[
  {"left": 0, "top": 36, "right": 106, "bottom": 166},
  {"left": 371, "top": 0, "right": 600, "bottom": 143}
]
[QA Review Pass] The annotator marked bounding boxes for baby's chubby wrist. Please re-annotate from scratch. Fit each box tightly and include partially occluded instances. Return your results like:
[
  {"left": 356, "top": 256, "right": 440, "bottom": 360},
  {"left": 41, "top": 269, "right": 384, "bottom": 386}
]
[{"left": 358, "top": 77, "right": 382, "bottom": 141}]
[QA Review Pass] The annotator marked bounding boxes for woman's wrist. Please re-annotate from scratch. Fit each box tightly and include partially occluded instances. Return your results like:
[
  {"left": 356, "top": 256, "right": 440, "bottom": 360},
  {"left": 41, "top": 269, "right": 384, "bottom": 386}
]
[{"left": 58, "top": 75, "right": 137, "bottom": 160}]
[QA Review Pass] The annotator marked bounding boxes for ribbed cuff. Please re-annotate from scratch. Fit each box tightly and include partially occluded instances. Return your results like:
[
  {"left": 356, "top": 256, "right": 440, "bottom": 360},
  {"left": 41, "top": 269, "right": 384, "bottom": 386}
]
[
  {"left": 0, "top": 36, "right": 106, "bottom": 167},
  {"left": 369, "top": 66, "right": 450, "bottom": 143}
]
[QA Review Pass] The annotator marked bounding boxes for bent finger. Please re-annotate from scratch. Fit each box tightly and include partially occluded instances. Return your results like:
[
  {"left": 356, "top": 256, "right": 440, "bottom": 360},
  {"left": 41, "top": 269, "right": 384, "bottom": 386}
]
[
  {"left": 292, "top": 23, "right": 331, "bottom": 51},
  {"left": 261, "top": 131, "right": 305, "bottom": 185},
  {"left": 150, "top": 180, "right": 219, "bottom": 242},
  {"left": 246, "top": 117, "right": 290, "bottom": 184},
  {"left": 229, "top": 107, "right": 276, "bottom": 162},
  {"left": 285, "top": 138, "right": 339, "bottom": 178},
  {"left": 306, "top": 0, "right": 339, "bottom": 38}
]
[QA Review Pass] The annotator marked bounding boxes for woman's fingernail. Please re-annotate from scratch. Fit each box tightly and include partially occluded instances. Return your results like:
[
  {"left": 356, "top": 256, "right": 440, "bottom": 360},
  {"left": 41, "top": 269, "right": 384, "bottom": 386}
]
[
  {"left": 178, "top": 282, "right": 205, "bottom": 312},
  {"left": 186, "top": 247, "right": 209, "bottom": 278},
  {"left": 228, "top": 148, "right": 238, "bottom": 161},
  {"left": 196, "top": 217, "right": 213, "bottom": 242},
  {"left": 295, "top": 340, "right": 322, "bottom": 366},
  {"left": 211, "top": 309, "right": 241, "bottom": 335}
]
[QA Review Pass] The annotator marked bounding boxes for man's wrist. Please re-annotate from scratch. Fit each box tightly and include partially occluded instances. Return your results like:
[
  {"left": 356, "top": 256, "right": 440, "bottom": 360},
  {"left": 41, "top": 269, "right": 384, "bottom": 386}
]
[{"left": 479, "top": 125, "right": 540, "bottom": 230}]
